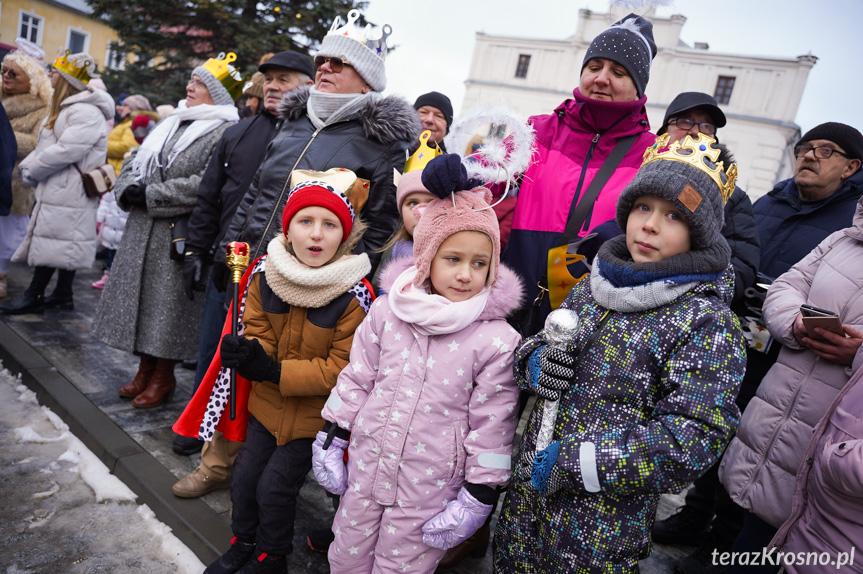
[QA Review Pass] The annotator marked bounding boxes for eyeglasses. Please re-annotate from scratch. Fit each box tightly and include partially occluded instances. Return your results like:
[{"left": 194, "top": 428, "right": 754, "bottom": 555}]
[
  {"left": 0, "top": 67, "right": 18, "bottom": 79},
  {"left": 794, "top": 144, "right": 850, "bottom": 160},
  {"left": 314, "top": 56, "right": 352, "bottom": 73},
  {"left": 667, "top": 117, "right": 717, "bottom": 137}
]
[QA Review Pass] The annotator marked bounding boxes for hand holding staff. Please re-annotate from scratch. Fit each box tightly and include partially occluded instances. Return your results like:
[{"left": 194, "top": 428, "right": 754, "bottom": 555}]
[{"left": 225, "top": 241, "right": 250, "bottom": 421}]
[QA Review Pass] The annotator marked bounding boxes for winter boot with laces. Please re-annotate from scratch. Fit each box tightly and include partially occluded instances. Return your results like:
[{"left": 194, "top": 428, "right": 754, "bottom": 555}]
[
  {"left": 675, "top": 529, "right": 735, "bottom": 574},
  {"left": 204, "top": 537, "right": 255, "bottom": 574},
  {"left": 237, "top": 550, "right": 287, "bottom": 574}
]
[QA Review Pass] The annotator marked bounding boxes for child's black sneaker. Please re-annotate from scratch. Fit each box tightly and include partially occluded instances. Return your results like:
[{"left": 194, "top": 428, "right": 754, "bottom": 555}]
[
  {"left": 204, "top": 537, "right": 255, "bottom": 574},
  {"left": 306, "top": 528, "right": 335, "bottom": 553}
]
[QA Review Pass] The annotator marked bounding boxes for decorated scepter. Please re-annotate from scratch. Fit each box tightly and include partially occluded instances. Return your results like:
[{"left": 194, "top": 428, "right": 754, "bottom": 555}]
[
  {"left": 535, "top": 308, "right": 581, "bottom": 451},
  {"left": 225, "top": 242, "right": 250, "bottom": 421}
]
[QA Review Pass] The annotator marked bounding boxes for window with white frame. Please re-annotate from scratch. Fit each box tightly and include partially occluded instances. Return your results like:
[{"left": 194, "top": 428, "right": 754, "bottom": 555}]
[
  {"left": 105, "top": 41, "right": 126, "bottom": 71},
  {"left": 67, "top": 28, "right": 90, "bottom": 54},
  {"left": 19, "top": 10, "right": 43, "bottom": 46}
]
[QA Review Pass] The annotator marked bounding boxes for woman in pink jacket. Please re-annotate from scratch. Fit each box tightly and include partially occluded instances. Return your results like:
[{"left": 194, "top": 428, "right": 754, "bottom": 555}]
[
  {"left": 312, "top": 154, "right": 525, "bottom": 573},
  {"left": 768, "top": 363, "right": 863, "bottom": 573},
  {"left": 719, "top": 194, "right": 863, "bottom": 573}
]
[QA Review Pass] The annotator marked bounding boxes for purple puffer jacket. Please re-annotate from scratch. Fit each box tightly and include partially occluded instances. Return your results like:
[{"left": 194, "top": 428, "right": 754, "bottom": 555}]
[
  {"left": 720, "top": 196, "right": 863, "bottom": 528},
  {"left": 768, "top": 364, "right": 863, "bottom": 573}
]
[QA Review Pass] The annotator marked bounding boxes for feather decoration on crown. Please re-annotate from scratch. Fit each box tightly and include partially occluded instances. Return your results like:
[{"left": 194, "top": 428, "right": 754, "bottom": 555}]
[
  {"left": 443, "top": 104, "right": 535, "bottom": 189},
  {"left": 610, "top": 0, "right": 674, "bottom": 10}
]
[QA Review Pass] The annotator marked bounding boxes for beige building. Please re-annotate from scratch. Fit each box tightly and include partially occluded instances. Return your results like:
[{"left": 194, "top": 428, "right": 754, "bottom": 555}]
[
  {"left": 463, "top": 7, "right": 817, "bottom": 198},
  {"left": 0, "top": 0, "right": 122, "bottom": 70}
]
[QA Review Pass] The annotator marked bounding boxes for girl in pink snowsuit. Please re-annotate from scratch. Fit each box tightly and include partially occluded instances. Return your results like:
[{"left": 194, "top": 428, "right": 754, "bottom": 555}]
[{"left": 313, "top": 157, "right": 525, "bottom": 573}]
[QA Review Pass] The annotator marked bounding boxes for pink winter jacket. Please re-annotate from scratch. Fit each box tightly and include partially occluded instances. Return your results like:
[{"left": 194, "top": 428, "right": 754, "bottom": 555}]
[
  {"left": 769, "top": 364, "right": 863, "bottom": 573},
  {"left": 321, "top": 258, "right": 525, "bottom": 506},
  {"left": 720, "top": 196, "right": 863, "bottom": 528}
]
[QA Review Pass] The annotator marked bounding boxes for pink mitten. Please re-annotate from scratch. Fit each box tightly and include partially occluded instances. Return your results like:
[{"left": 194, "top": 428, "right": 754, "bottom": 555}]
[
  {"left": 421, "top": 487, "right": 493, "bottom": 550},
  {"left": 312, "top": 431, "right": 349, "bottom": 495}
]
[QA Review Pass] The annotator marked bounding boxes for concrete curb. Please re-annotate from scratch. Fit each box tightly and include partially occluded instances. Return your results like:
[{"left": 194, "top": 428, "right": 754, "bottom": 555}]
[{"left": 0, "top": 321, "right": 230, "bottom": 565}]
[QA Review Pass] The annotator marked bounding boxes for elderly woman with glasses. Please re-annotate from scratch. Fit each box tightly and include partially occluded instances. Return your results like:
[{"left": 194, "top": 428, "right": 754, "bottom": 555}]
[{"left": 0, "top": 40, "right": 52, "bottom": 299}]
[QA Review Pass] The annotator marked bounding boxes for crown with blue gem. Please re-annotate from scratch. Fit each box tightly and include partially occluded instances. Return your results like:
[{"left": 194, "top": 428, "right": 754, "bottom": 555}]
[{"left": 642, "top": 133, "right": 737, "bottom": 205}]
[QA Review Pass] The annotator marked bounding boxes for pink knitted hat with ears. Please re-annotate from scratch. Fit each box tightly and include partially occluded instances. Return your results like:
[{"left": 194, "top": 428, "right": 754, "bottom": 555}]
[{"left": 411, "top": 186, "right": 502, "bottom": 288}]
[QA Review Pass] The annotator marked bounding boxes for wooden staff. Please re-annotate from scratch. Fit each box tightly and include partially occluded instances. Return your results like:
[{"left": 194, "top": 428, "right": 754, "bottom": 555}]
[{"left": 225, "top": 241, "right": 250, "bottom": 421}]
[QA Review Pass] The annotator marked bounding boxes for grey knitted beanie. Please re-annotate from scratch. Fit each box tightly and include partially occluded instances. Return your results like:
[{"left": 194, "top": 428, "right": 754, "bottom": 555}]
[
  {"left": 616, "top": 135, "right": 734, "bottom": 249},
  {"left": 191, "top": 66, "right": 234, "bottom": 106}
]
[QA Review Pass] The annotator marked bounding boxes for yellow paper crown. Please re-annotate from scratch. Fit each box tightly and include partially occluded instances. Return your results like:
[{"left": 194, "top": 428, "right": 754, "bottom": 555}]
[
  {"left": 641, "top": 133, "right": 737, "bottom": 205},
  {"left": 52, "top": 49, "right": 91, "bottom": 84},
  {"left": 201, "top": 52, "right": 249, "bottom": 101},
  {"left": 404, "top": 130, "right": 443, "bottom": 173}
]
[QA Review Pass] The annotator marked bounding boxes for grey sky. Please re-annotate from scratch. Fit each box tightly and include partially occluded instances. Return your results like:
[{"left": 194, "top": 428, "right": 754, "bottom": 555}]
[{"left": 364, "top": 0, "right": 863, "bottom": 135}]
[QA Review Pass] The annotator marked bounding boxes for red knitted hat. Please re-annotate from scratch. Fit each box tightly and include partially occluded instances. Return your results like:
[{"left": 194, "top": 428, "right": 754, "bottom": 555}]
[
  {"left": 281, "top": 180, "right": 355, "bottom": 243},
  {"left": 411, "top": 187, "right": 501, "bottom": 288}
]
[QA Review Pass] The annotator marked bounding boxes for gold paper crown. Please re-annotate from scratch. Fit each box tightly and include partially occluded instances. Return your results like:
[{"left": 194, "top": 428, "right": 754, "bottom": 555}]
[
  {"left": 404, "top": 130, "right": 443, "bottom": 173},
  {"left": 642, "top": 133, "right": 737, "bottom": 205},
  {"left": 201, "top": 52, "right": 249, "bottom": 101},
  {"left": 52, "top": 49, "right": 91, "bottom": 84}
]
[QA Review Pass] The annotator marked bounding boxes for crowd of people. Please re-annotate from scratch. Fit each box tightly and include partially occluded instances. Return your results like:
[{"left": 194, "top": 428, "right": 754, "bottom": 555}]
[{"left": 0, "top": 8, "right": 861, "bottom": 574}]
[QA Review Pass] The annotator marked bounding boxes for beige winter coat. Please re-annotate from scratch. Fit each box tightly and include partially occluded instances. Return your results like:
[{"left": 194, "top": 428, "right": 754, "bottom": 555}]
[
  {"left": 0, "top": 60, "right": 51, "bottom": 215},
  {"left": 14, "top": 88, "right": 113, "bottom": 269}
]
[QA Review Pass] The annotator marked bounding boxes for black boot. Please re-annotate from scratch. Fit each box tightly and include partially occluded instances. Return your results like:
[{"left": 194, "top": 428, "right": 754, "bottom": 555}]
[
  {"left": 205, "top": 538, "right": 256, "bottom": 574},
  {"left": 237, "top": 550, "right": 287, "bottom": 574},
  {"left": 172, "top": 434, "right": 204, "bottom": 456},
  {"left": 652, "top": 505, "right": 712, "bottom": 546},
  {"left": 44, "top": 292, "right": 74, "bottom": 310},
  {"left": 0, "top": 292, "right": 45, "bottom": 315}
]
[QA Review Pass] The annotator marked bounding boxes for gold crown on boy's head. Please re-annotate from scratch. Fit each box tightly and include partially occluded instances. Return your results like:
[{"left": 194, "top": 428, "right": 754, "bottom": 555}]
[
  {"left": 404, "top": 130, "right": 443, "bottom": 174},
  {"left": 642, "top": 133, "right": 737, "bottom": 205},
  {"left": 52, "top": 49, "right": 92, "bottom": 84},
  {"left": 201, "top": 52, "right": 248, "bottom": 100}
]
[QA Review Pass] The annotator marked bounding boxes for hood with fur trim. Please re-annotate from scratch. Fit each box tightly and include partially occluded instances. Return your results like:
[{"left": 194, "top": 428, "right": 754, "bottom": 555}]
[
  {"left": 278, "top": 85, "right": 420, "bottom": 145},
  {"left": 379, "top": 255, "right": 525, "bottom": 322}
]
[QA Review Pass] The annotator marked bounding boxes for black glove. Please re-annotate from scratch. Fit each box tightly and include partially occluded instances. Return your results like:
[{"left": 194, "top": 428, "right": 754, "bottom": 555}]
[
  {"left": 211, "top": 261, "right": 230, "bottom": 293},
  {"left": 528, "top": 345, "right": 576, "bottom": 401},
  {"left": 124, "top": 184, "right": 147, "bottom": 207},
  {"left": 220, "top": 334, "right": 281, "bottom": 383},
  {"left": 182, "top": 250, "right": 207, "bottom": 300},
  {"left": 421, "top": 153, "right": 471, "bottom": 199}
]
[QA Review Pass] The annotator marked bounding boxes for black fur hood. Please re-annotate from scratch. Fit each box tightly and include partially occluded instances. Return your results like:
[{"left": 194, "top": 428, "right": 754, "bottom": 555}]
[{"left": 278, "top": 86, "right": 421, "bottom": 146}]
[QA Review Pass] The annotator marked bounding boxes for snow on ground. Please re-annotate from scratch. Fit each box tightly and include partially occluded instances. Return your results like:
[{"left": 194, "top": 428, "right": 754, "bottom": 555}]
[{"left": 0, "top": 360, "right": 205, "bottom": 573}]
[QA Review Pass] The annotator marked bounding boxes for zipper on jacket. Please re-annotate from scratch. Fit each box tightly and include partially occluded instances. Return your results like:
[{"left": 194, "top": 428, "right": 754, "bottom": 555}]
[{"left": 568, "top": 133, "right": 601, "bottom": 226}]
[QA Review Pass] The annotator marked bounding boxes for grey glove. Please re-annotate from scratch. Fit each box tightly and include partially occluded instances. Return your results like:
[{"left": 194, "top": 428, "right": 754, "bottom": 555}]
[{"left": 20, "top": 168, "right": 38, "bottom": 188}]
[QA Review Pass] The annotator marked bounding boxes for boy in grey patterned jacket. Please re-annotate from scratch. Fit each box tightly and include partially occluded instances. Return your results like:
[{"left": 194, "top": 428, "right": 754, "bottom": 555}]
[{"left": 493, "top": 134, "right": 747, "bottom": 574}]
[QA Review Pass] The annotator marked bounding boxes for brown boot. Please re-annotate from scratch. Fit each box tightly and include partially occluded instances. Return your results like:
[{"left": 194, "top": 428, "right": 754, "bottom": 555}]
[
  {"left": 132, "top": 359, "right": 176, "bottom": 408},
  {"left": 436, "top": 522, "right": 490, "bottom": 569},
  {"left": 118, "top": 355, "right": 158, "bottom": 398}
]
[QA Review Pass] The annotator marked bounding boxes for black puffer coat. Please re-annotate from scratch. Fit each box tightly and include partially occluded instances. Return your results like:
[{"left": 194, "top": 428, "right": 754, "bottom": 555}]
[
  {"left": 217, "top": 86, "right": 421, "bottom": 272},
  {"left": 186, "top": 109, "right": 280, "bottom": 256}
]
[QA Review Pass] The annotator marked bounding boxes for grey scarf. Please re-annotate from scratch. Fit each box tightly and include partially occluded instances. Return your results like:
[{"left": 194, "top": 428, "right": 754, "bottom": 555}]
[{"left": 306, "top": 87, "right": 379, "bottom": 130}]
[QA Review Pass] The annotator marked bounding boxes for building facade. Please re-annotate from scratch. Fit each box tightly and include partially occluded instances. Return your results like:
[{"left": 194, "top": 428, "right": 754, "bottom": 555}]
[
  {"left": 0, "top": 0, "right": 122, "bottom": 71},
  {"left": 463, "top": 7, "right": 817, "bottom": 198}
]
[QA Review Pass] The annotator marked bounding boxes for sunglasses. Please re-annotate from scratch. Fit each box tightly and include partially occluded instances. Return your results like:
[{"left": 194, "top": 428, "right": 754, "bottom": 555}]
[
  {"left": 1, "top": 67, "right": 18, "bottom": 79},
  {"left": 314, "top": 56, "right": 352, "bottom": 74}
]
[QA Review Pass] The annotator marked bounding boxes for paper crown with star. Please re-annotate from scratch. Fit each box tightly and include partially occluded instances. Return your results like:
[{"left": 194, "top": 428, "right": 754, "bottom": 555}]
[
  {"left": 404, "top": 130, "right": 443, "bottom": 174},
  {"left": 326, "top": 9, "right": 391, "bottom": 60},
  {"left": 317, "top": 10, "right": 391, "bottom": 91},
  {"left": 200, "top": 52, "right": 249, "bottom": 101}
]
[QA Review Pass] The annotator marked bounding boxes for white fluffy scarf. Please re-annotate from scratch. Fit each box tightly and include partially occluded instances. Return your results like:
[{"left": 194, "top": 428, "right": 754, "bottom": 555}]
[
  {"left": 130, "top": 99, "right": 238, "bottom": 181},
  {"left": 264, "top": 236, "right": 370, "bottom": 308},
  {"left": 388, "top": 265, "right": 490, "bottom": 336}
]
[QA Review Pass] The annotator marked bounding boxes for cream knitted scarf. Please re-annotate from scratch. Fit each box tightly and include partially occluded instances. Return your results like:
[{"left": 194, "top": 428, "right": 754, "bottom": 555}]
[{"left": 263, "top": 236, "right": 371, "bottom": 308}]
